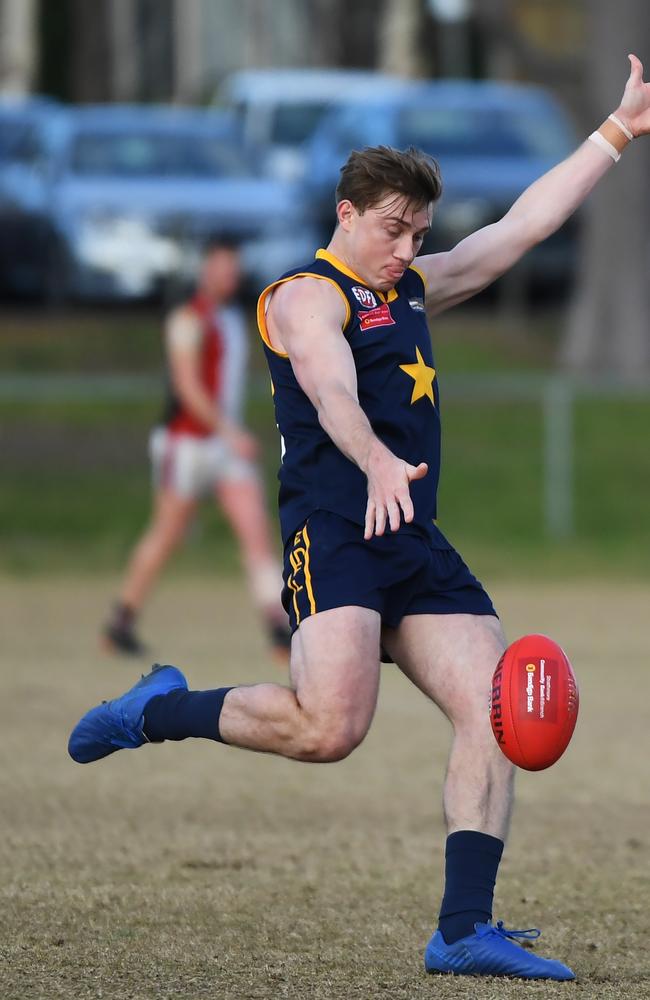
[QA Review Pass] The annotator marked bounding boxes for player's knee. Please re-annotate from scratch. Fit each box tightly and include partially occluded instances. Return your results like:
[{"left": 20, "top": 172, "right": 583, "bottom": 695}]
[
  {"left": 299, "top": 714, "right": 368, "bottom": 763},
  {"left": 453, "top": 699, "right": 492, "bottom": 736}
]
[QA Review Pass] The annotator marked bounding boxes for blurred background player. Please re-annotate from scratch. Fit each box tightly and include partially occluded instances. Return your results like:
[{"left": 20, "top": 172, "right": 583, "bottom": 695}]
[{"left": 103, "top": 236, "right": 290, "bottom": 660}]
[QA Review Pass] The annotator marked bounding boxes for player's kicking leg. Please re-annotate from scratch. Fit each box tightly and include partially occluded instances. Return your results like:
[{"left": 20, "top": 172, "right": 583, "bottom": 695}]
[
  {"left": 383, "top": 612, "right": 574, "bottom": 981},
  {"left": 70, "top": 605, "right": 380, "bottom": 764}
]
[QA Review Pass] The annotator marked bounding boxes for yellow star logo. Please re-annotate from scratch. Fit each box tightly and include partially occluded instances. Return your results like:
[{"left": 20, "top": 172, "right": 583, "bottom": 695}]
[{"left": 399, "top": 347, "right": 436, "bottom": 405}]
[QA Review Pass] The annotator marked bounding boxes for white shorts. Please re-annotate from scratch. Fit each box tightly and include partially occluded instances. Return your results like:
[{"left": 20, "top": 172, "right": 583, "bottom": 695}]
[{"left": 149, "top": 427, "right": 257, "bottom": 499}]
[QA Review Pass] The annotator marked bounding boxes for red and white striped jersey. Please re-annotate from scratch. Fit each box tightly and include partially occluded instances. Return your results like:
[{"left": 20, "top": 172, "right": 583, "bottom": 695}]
[{"left": 162, "top": 293, "right": 249, "bottom": 436}]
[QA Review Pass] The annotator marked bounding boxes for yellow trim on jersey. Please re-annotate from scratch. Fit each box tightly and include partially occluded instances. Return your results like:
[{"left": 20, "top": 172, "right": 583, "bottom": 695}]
[
  {"left": 316, "top": 248, "right": 399, "bottom": 304},
  {"left": 409, "top": 263, "right": 427, "bottom": 288},
  {"left": 302, "top": 524, "right": 316, "bottom": 614},
  {"left": 315, "top": 248, "right": 368, "bottom": 285},
  {"left": 256, "top": 279, "right": 290, "bottom": 358},
  {"left": 257, "top": 272, "right": 352, "bottom": 356}
]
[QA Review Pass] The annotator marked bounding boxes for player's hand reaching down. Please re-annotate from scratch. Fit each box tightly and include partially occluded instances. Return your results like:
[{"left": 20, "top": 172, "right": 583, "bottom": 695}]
[
  {"left": 614, "top": 54, "right": 650, "bottom": 136},
  {"left": 364, "top": 442, "right": 428, "bottom": 539}
]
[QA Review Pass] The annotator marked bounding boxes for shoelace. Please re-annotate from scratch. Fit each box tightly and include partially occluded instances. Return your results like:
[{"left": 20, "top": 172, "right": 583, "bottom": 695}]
[{"left": 490, "top": 921, "right": 541, "bottom": 942}]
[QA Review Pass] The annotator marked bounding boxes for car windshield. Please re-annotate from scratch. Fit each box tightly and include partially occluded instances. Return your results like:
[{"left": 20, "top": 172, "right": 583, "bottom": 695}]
[
  {"left": 397, "top": 106, "right": 571, "bottom": 159},
  {"left": 69, "top": 130, "right": 248, "bottom": 177},
  {"left": 271, "top": 103, "right": 330, "bottom": 145}
]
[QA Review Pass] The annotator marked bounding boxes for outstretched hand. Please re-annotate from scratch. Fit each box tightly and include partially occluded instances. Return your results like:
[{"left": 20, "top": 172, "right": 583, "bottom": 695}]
[
  {"left": 615, "top": 54, "right": 650, "bottom": 137},
  {"left": 364, "top": 445, "right": 428, "bottom": 540}
]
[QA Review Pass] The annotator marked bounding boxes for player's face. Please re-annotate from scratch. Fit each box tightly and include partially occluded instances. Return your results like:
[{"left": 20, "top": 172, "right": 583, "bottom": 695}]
[
  {"left": 338, "top": 193, "right": 432, "bottom": 291},
  {"left": 200, "top": 248, "right": 241, "bottom": 301}
]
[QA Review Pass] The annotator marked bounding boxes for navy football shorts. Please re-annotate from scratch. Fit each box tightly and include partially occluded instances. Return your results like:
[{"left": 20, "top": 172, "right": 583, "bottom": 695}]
[{"left": 282, "top": 510, "right": 497, "bottom": 637}]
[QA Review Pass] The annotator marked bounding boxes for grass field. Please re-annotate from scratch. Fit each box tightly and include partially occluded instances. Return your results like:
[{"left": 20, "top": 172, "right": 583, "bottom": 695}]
[
  {"left": 1, "top": 573, "right": 649, "bottom": 999},
  {"left": 3, "top": 308, "right": 650, "bottom": 578},
  {"left": 4, "top": 389, "right": 650, "bottom": 578}
]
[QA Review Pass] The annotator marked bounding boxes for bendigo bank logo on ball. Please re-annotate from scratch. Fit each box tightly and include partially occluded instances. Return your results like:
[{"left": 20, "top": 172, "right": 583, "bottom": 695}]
[
  {"left": 520, "top": 658, "right": 557, "bottom": 723},
  {"left": 525, "top": 663, "right": 536, "bottom": 715}
]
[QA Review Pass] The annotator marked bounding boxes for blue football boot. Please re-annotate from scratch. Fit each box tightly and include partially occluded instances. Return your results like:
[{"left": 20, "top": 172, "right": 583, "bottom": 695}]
[
  {"left": 425, "top": 921, "right": 575, "bottom": 980},
  {"left": 68, "top": 663, "right": 188, "bottom": 764}
]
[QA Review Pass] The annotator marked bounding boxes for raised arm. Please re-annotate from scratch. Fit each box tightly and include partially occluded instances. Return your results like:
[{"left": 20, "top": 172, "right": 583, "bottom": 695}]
[
  {"left": 267, "top": 277, "right": 427, "bottom": 538},
  {"left": 417, "top": 54, "right": 650, "bottom": 315}
]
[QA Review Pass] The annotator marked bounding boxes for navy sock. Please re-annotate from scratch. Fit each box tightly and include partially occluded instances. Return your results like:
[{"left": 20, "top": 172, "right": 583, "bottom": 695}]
[
  {"left": 437, "top": 830, "right": 504, "bottom": 944},
  {"left": 143, "top": 687, "right": 233, "bottom": 743}
]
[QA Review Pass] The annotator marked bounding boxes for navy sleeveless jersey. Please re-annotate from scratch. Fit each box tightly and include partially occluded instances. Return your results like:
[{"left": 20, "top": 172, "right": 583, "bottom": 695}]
[{"left": 257, "top": 248, "right": 445, "bottom": 546}]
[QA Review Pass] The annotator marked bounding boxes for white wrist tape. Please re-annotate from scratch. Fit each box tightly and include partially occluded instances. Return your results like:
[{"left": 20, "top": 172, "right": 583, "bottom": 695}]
[
  {"left": 608, "top": 113, "right": 634, "bottom": 141},
  {"left": 588, "top": 130, "right": 621, "bottom": 162}
]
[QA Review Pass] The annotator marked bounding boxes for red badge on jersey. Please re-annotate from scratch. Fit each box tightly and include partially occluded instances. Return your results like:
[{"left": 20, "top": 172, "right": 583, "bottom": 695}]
[{"left": 359, "top": 303, "right": 395, "bottom": 331}]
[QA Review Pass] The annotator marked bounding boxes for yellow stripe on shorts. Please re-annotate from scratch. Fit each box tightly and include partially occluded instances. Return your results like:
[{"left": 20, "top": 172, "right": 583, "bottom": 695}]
[{"left": 287, "top": 525, "right": 317, "bottom": 625}]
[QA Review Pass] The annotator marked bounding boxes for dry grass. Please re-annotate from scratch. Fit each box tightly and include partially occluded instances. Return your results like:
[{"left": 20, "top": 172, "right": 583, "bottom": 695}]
[{"left": 1, "top": 574, "right": 649, "bottom": 1000}]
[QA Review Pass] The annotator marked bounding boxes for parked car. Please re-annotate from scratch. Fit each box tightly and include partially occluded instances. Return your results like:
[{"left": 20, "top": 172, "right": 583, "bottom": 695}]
[
  {"left": 303, "top": 80, "right": 578, "bottom": 289},
  {"left": 0, "top": 103, "right": 316, "bottom": 302},
  {"left": 0, "top": 95, "right": 61, "bottom": 159},
  {"left": 217, "top": 68, "right": 416, "bottom": 181},
  {"left": 0, "top": 97, "right": 68, "bottom": 297}
]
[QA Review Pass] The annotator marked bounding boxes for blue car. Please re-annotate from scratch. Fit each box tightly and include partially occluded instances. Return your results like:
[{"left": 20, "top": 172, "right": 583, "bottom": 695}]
[
  {"left": 303, "top": 81, "right": 577, "bottom": 289},
  {"left": 0, "top": 97, "right": 68, "bottom": 297},
  {"left": 0, "top": 103, "right": 316, "bottom": 301}
]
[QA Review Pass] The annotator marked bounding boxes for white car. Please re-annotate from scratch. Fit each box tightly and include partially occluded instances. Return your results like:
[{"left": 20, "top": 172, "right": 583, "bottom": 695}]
[{"left": 217, "top": 67, "right": 416, "bottom": 182}]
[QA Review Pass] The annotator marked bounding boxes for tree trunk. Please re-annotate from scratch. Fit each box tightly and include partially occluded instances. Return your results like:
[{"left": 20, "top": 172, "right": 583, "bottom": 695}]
[
  {"left": 377, "top": 0, "right": 426, "bottom": 78},
  {"left": 562, "top": 0, "right": 650, "bottom": 377},
  {"left": 109, "top": 0, "right": 138, "bottom": 101},
  {"left": 136, "top": 0, "right": 174, "bottom": 102},
  {"left": 70, "top": 0, "right": 111, "bottom": 102},
  {"left": 172, "top": 0, "right": 202, "bottom": 103},
  {"left": 0, "top": 0, "right": 37, "bottom": 95}
]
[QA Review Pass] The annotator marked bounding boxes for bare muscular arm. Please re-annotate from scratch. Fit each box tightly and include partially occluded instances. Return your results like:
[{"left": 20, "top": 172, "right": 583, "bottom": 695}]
[
  {"left": 266, "top": 278, "right": 427, "bottom": 538},
  {"left": 417, "top": 54, "right": 650, "bottom": 316}
]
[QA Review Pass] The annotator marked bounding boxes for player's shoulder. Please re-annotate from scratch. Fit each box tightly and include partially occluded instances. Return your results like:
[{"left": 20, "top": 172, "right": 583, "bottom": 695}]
[
  {"left": 270, "top": 272, "right": 347, "bottom": 323},
  {"left": 165, "top": 302, "right": 203, "bottom": 350}
]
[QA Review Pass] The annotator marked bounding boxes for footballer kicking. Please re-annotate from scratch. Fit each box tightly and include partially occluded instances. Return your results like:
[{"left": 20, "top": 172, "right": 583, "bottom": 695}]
[{"left": 69, "top": 56, "right": 650, "bottom": 981}]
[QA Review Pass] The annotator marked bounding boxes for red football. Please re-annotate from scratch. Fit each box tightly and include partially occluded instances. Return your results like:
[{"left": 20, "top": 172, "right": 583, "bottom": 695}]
[{"left": 490, "top": 634, "right": 579, "bottom": 771}]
